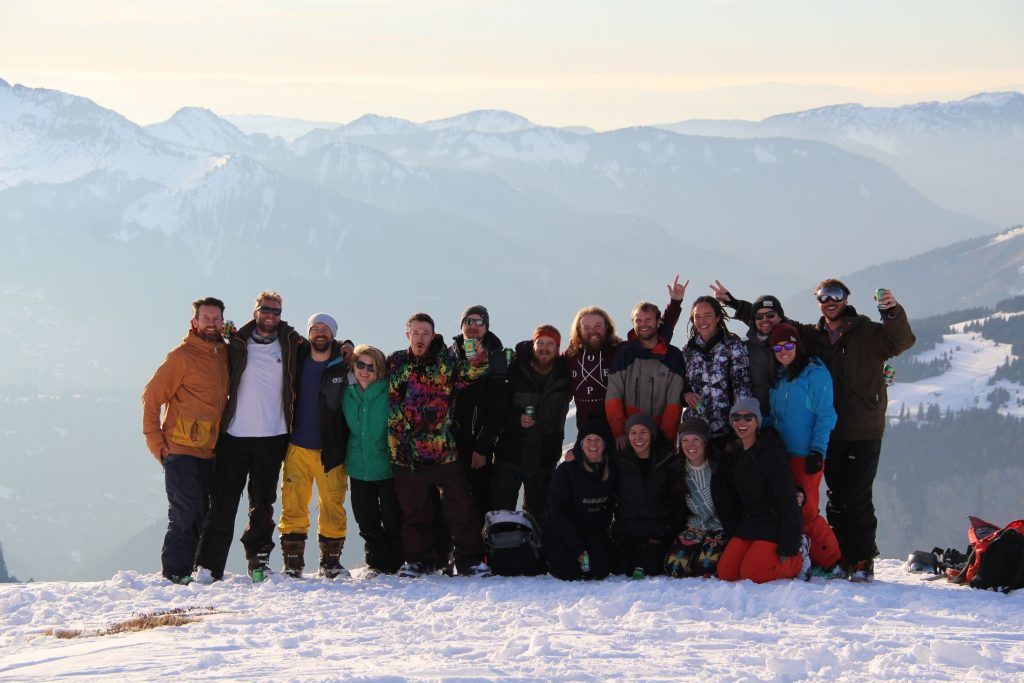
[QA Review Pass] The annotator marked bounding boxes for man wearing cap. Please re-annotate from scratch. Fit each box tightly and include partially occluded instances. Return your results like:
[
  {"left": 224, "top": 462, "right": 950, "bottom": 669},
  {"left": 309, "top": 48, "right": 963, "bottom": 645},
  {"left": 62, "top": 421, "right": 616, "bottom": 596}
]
[
  {"left": 605, "top": 301, "right": 687, "bottom": 450},
  {"left": 449, "top": 305, "right": 509, "bottom": 524},
  {"left": 194, "top": 290, "right": 304, "bottom": 583},
  {"left": 709, "top": 283, "right": 790, "bottom": 416},
  {"left": 277, "top": 313, "right": 353, "bottom": 579},
  {"left": 491, "top": 325, "right": 572, "bottom": 523}
]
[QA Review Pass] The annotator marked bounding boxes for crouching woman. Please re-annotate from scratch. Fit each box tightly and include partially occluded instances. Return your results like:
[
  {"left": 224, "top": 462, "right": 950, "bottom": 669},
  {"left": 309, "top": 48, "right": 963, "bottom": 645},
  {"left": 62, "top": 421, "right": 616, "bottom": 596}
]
[
  {"left": 543, "top": 415, "right": 616, "bottom": 580},
  {"left": 664, "top": 416, "right": 738, "bottom": 578},
  {"left": 717, "top": 398, "right": 804, "bottom": 583}
]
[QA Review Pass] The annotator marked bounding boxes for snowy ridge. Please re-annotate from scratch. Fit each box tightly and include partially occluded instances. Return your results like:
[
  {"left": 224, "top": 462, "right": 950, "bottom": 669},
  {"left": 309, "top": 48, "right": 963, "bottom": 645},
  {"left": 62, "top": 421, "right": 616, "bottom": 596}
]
[
  {"left": 887, "top": 311, "right": 1024, "bottom": 419},
  {"left": 146, "top": 107, "right": 255, "bottom": 153},
  {"left": 423, "top": 109, "right": 536, "bottom": 134},
  {"left": 1, "top": 563, "right": 1020, "bottom": 681}
]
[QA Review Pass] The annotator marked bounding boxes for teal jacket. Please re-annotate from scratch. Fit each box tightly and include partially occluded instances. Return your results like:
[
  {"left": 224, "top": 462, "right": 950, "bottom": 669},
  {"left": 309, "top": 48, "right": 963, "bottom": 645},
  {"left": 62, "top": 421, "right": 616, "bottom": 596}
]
[
  {"left": 343, "top": 380, "right": 393, "bottom": 481},
  {"left": 767, "top": 356, "right": 837, "bottom": 458}
]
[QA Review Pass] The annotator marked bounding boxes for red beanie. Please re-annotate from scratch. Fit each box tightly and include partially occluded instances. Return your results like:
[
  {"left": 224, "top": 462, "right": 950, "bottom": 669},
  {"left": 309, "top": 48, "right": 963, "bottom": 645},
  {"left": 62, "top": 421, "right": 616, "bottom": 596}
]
[{"left": 769, "top": 323, "right": 803, "bottom": 354}]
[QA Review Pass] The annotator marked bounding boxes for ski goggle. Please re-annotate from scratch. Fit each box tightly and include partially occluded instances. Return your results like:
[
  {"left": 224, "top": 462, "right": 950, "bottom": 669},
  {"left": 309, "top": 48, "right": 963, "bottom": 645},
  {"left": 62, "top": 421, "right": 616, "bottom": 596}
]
[
  {"left": 772, "top": 342, "right": 796, "bottom": 353},
  {"left": 815, "top": 286, "right": 847, "bottom": 304}
]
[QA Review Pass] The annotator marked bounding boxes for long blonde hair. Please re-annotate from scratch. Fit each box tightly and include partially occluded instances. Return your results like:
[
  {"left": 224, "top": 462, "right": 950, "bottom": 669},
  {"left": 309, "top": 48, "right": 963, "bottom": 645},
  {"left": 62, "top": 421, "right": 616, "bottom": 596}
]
[{"left": 565, "top": 306, "right": 621, "bottom": 357}]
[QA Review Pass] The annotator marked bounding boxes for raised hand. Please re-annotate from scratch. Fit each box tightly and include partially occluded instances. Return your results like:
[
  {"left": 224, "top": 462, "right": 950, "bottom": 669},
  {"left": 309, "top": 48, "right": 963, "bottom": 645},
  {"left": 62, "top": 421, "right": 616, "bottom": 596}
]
[
  {"left": 667, "top": 275, "right": 690, "bottom": 301},
  {"left": 876, "top": 289, "right": 898, "bottom": 310},
  {"left": 709, "top": 280, "right": 733, "bottom": 305}
]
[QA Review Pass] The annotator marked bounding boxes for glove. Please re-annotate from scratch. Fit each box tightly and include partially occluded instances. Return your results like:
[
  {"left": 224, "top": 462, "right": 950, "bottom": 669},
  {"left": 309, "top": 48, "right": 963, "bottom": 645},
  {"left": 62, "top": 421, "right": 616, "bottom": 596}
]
[{"left": 805, "top": 450, "right": 824, "bottom": 474}]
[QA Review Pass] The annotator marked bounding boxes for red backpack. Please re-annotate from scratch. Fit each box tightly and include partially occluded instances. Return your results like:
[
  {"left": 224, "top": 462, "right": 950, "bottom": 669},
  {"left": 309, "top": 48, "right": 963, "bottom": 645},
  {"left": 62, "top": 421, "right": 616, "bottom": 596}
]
[{"left": 948, "top": 516, "right": 1024, "bottom": 592}]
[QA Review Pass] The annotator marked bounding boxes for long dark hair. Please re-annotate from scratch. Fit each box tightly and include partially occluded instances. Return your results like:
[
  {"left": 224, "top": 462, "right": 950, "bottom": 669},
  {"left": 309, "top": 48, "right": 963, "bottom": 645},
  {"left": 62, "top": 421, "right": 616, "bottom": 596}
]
[
  {"left": 779, "top": 347, "right": 810, "bottom": 381},
  {"left": 687, "top": 296, "right": 730, "bottom": 338}
]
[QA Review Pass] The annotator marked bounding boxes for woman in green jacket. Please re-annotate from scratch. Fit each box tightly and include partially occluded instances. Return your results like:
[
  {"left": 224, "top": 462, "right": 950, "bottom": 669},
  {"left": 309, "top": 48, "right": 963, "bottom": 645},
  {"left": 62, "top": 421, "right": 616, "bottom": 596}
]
[{"left": 343, "top": 344, "right": 403, "bottom": 574}]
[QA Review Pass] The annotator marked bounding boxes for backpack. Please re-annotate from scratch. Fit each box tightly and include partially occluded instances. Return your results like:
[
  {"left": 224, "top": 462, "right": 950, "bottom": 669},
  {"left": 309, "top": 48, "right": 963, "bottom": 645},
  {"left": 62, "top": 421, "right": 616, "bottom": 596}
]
[
  {"left": 948, "top": 517, "right": 1024, "bottom": 593},
  {"left": 482, "top": 510, "right": 545, "bottom": 576}
]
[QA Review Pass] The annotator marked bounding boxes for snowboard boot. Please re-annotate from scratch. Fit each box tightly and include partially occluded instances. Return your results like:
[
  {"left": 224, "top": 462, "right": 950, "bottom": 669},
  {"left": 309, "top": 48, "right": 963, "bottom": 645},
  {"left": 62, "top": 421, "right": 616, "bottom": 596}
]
[
  {"left": 318, "top": 536, "right": 350, "bottom": 579},
  {"left": 281, "top": 534, "right": 306, "bottom": 578},
  {"left": 248, "top": 552, "right": 272, "bottom": 583}
]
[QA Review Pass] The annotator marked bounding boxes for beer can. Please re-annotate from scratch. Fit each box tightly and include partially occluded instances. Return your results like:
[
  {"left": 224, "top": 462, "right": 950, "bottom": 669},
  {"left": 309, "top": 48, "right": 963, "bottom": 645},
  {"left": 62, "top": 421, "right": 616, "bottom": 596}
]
[
  {"left": 222, "top": 320, "right": 235, "bottom": 340},
  {"left": 580, "top": 551, "right": 591, "bottom": 573},
  {"left": 463, "top": 338, "right": 477, "bottom": 360},
  {"left": 525, "top": 406, "right": 536, "bottom": 419},
  {"left": 504, "top": 348, "right": 513, "bottom": 366},
  {"left": 883, "top": 364, "right": 896, "bottom": 387},
  {"left": 874, "top": 288, "right": 886, "bottom": 302}
]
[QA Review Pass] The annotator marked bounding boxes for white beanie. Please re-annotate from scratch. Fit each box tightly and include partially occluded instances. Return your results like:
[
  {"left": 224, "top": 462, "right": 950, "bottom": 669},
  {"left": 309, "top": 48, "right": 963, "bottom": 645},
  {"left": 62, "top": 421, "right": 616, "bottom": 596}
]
[{"left": 307, "top": 313, "right": 338, "bottom": 338}]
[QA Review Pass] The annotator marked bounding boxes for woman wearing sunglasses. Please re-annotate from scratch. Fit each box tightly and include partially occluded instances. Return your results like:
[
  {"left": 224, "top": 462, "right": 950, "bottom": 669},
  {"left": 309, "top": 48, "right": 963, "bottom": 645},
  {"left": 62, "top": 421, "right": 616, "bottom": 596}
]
[
  {"left": 716, "top": 398, "right": 804, "bottom": 583},
  {"left": 342, "top": 344, "right": 404, "bottom": 575},
  {"left": 767, "top": 324, "right": 842, "bottom": 575}
]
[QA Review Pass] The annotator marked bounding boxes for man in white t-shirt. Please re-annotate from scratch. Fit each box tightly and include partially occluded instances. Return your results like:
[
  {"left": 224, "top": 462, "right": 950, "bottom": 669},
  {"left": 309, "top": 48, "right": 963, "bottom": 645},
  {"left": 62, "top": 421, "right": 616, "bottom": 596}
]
[{"left": 195, "top": 290, "right": 305, "bottom": 582}]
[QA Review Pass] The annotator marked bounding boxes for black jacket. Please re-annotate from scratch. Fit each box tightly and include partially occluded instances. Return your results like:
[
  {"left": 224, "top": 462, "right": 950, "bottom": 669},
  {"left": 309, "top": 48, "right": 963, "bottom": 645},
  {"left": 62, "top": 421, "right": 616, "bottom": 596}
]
[
  {"left": 726, "top": 428, "right": 802, "bottom": 557},
  {"left": 221, "top": 319, "right": 305, "bottom": 434},
  {"left": 449, "top": 331, "right": 509, "bottom": 459},
  {"left": 294, "top": 340, "right": 351, "bottom": 473},
  {"left": 612, "top": 440, "right": 685, "bottom": 538},
  {"left": 544, "top": 449, "right": 616, "bottom": 557},
  {"left": 495, "top": 340, "right": 572, "bottom": 471}
]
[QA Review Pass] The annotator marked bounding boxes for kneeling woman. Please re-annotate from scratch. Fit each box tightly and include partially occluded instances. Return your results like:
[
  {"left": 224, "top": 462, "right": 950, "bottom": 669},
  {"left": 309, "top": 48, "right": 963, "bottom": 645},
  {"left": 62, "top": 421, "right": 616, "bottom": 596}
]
[
  {"left": 664, "top": 416, "right": 738, "bottom": 578},
  {"left": 611, "top": 413, "right": 684, "bottom": 578},
  {"left": 543, "top": 415, "right": 616, "bottom": 580},
  {"left": 717, "top": 398, "right": 804, "bottom": 583},
  {"left": 342, "top": 344, "right": 404, "bottom": 575}
]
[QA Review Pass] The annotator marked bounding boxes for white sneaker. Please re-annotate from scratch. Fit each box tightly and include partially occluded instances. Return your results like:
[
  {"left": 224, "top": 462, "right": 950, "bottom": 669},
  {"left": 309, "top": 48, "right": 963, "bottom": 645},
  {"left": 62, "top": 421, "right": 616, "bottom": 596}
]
[
  {"left": 397, "top": 561, "right": 425, "bottom": 578},
  {"left": 799, "top": 535, "right": 812, "bottom": 581},
  {"left": 458, "top": 562, "right": 492, "bottom": 578}
]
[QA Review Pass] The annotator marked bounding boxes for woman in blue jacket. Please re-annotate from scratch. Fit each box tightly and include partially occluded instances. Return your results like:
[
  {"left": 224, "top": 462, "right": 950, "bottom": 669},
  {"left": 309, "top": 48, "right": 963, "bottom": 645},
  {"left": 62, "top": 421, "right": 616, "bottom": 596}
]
[{"left": 767, "top": 324, "right": 841, "bottom": 572}]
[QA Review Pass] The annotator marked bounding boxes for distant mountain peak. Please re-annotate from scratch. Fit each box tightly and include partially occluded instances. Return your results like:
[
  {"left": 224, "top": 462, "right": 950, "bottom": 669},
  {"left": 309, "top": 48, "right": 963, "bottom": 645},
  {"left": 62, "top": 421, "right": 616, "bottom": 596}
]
[
  {"left": 146, "top": 107, "right": 252, "bottom": 152},
  {"left": 423, "top": 109, "right": 536, "bottom": 133}
]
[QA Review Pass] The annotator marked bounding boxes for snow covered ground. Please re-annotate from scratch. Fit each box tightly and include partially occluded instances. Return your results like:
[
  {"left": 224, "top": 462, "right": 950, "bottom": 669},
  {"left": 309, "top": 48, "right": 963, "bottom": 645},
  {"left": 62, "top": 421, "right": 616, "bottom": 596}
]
[
  {"left": 1, "top": 562, "right": 1021, "bottom": 682},
  {"left": 887, "top": 314, "right": 1024, "bottom": 420}
]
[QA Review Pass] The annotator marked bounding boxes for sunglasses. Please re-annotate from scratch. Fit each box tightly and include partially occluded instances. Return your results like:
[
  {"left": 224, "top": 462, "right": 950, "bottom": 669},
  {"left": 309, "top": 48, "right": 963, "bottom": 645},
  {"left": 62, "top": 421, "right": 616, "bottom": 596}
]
[
  {"left": 816, "top": 286, "right": 847, "bottom": 304},
  {"left": 754, "top": 311, "right": 778, "bottom": 321},
  {"left": 463, "top": 317, "right": 486, "bottom": 327},
  {"left": 730, "top": 413, "right": 756, "bottom": 423},
  {"left": 772, "top": 342, "right": 796, "bottom": 353},
  {"left": 258, "top": 305, "right": 282, "bottom": 316},
  {"left": 354, "top": 360, "right": 376, "bottom": 372}
]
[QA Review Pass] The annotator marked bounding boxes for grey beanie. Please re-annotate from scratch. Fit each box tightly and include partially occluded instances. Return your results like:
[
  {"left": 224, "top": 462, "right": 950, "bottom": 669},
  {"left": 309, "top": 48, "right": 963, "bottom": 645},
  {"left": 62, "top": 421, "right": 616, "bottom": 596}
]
[
  {"left": 461, "top": 305, "right": 489, "bottom": 329},
  {"left": 625, "top": 412, "right": 658, "bottom": 438},
  {"left": 307, "top": 313, "right": 338, "bottom": 338},
  {"left": 729, "top": 397, "right": 762, "bottom": 425},
  {"left": 752, "top": 294, "right": 784, "bottom": 319}
]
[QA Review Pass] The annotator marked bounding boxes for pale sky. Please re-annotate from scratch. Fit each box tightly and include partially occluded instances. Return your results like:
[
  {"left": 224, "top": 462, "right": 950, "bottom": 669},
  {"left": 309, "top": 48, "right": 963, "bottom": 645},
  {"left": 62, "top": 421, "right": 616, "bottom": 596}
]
[{"left": 2, "top": 0, "right": 1022, "bottom": 129}]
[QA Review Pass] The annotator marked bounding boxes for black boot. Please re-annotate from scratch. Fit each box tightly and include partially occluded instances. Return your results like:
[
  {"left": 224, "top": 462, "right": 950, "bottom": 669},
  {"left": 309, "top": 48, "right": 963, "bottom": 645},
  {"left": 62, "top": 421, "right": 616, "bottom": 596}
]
[
  {"left": 318, "top": 536, "right": 349, "bottom": 579},
  {"left": 247, "top": 551, "right": 271, "bottom": 583},
  {"left": 281, "top": 534, "right": 306, "bottom": 578}
]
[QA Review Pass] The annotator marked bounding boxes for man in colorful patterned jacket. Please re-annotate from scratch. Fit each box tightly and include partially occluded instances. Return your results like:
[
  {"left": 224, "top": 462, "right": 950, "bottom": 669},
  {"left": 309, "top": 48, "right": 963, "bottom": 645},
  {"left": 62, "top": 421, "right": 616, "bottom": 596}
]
[{"left": 386, "top": 312, "right": 491, "bottom": 578}]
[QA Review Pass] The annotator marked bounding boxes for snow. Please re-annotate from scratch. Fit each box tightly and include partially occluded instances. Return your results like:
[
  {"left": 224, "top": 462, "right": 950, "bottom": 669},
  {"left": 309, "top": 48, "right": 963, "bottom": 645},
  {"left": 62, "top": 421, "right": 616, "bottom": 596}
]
[
  {"left": 0, "top": 563, "right": 1020, "bottom": 681},
  {"left": 988, "top": 225, "right": 1024, "bottom": 246},
  {"left": 887, "top": 314, "right": 1024, "bottom": 419}
]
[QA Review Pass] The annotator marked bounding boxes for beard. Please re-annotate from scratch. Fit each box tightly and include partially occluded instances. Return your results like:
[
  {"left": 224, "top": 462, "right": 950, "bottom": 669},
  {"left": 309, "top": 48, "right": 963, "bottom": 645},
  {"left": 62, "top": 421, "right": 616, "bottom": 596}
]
[
  {"left": 198, "top": 326, "right": 221, "bottom": 343},
  {"left": 311, "top": 336, "right": 332, "bottom": 353},
  {"left": 584, "top": 334, "right": 606, "bottom": 351}
]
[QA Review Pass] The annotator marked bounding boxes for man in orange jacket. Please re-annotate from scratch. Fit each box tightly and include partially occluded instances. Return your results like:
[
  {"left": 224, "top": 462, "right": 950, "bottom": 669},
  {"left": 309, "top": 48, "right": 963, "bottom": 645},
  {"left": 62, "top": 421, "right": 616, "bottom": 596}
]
[{"left": 142, "top": 296, "right": 230, "bottom": 584}]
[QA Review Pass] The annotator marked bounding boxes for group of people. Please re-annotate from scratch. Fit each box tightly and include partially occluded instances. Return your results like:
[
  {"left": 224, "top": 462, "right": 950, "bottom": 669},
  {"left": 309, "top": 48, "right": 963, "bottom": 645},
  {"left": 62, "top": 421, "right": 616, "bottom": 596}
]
[{"left": 142, "top": 275, "right": 914, "bottom": 585}]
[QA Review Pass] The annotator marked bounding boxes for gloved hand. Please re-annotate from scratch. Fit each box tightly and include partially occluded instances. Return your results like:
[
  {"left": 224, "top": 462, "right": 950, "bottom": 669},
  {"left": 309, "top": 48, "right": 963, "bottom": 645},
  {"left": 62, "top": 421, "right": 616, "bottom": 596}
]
[{"left": 805, "top": 450, "right": 824, "bottom": 474}]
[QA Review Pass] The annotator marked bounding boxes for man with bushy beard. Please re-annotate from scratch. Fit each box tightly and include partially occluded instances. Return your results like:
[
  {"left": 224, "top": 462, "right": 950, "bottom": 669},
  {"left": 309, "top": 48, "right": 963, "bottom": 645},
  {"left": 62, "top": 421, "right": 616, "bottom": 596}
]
[
  {"left": 142, "top": 296, "right": 230, "bottom": 585},
  {"left": 565, "top": 276, "right": 686, "bottom": 430},
  {"left": 278, "top": 314, "right": 353, "bottom": 579},
  {"left": 491, "top": 325, "right": 572, "bottom": 523},
  {"left": 194, "top": 291, "right": 305, "bottom": 583}
]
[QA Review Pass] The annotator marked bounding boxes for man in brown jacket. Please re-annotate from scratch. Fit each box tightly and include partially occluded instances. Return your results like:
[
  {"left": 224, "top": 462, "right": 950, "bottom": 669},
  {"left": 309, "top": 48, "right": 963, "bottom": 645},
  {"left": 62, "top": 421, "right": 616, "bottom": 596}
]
[{"left": 142, "top": 296, "right": 230, "bottom": 584}]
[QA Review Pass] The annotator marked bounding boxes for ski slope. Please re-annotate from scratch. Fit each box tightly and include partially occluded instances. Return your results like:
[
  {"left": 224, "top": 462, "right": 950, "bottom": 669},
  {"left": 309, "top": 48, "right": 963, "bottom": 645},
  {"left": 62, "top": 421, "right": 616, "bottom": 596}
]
[
  {"left": 1, "top": 563, "right": 1021, "bottom": 682},
  {"left": 887, "top": 313, "right": 1024, "bottom": 420}
]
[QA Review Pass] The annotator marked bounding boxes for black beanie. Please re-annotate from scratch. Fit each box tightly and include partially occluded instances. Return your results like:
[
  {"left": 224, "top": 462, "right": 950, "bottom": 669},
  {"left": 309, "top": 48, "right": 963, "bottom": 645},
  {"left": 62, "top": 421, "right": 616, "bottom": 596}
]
[
  {"left": 576, "top": 414, "right": 613, "bottom": 454},
  {"left": 752, "top": 294, "right": 784, "bottom": 319},
  {"left": 461, "top": 305, "right": 489, "bottom": 329}
]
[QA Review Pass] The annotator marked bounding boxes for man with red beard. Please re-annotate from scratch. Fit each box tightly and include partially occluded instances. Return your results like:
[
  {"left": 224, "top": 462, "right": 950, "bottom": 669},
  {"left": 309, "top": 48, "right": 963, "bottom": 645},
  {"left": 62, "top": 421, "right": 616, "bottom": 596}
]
[
  {"left": 491, "top": 325, "right": 572, "bottom": 523},
  {"left": 605, "top": 301, "right": 688, "bottom": 450},
  {"left": 278, "top": 314, "right": 353, "bottom": 579},
  {"left": 564, "top": 276, "right": 686, "bottom": 429},
  {"left": 142, "top": 297, "right": 230, "bottom": 584}
]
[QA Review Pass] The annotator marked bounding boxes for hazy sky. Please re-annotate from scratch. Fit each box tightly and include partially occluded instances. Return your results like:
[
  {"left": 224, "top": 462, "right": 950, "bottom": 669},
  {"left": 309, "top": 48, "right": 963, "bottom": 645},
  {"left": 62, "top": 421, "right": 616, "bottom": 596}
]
[{"left": 2, "top": 0, "right": 1022, "bottom": 129}]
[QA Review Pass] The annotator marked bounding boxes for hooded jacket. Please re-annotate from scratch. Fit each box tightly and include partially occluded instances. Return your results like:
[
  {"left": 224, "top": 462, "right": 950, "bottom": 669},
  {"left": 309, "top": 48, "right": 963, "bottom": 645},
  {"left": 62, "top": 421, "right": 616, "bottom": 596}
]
[
  {"left": 605, "top": 336, "right": 686, "bottom": 444},
  {"left": 612, "top": 439, "right": 685, "bottom": 538},
  {"left": 142, "top": 330, "right": 229, "bottom": 459},
  {"left": 295, "top": 340, "right": 351, "bottom": 473},
  {"left": 768, "top": 356, "right": 837, "bottom": 458},
  {"left": 544, "top": 432, "right": 616, "bottom": 557},
  {"left": 343, "top": 378, "right": 392, "bottom": 481},
  {"left": 495, "top": 340, "right": 572, "bottom": 471},
  {"left": 449, "top": 330, "right": 509, "bottom": 459},
  {"left": 682, "top": 329, "right": 752, "bottom": 438},
  {"left": 726, "top": 428, "right": 802, "bottom": 557},
  {"left": 386, "top": 334, "right": 488, "bottom": 468},
  {"left": 220, "top": 318, "right": 305, "bottom": 434}
]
